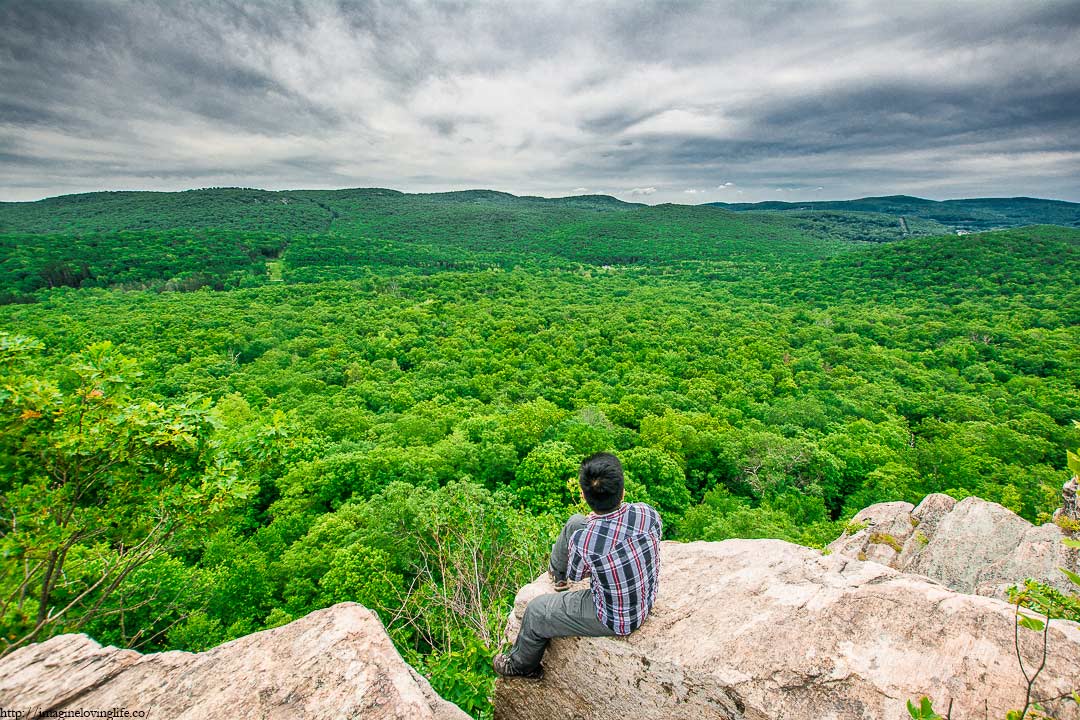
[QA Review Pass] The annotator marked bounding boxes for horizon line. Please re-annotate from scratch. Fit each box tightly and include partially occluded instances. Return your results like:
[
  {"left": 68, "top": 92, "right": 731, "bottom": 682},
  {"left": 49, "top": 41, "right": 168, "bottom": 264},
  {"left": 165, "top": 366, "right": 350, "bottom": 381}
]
[{"left": 3, "top": 185, "right": 1077, "bottom": 207}]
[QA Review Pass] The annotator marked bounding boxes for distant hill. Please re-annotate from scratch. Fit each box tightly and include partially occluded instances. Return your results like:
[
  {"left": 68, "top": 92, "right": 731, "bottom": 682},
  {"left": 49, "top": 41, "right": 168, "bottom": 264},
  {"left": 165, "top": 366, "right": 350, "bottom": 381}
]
[
  {"left": 783, "top": 224, "right": 1080, "bottom": 310},
  {"left": 0, "top": 190, "right": 861, "bottom": 299},
  {"left": 705, "top": 195, "right": 1080, "bottom": 232},
  {"left": 6, "top": 188, "right": 1076, "bottom": 238},
  {"left": 0, "top": 187, "right": 891, "bottom": 299},
  {"left": 0, "top": 187, "right": 642, "bottom": 236},
  {"left": 3, "top": 187, "right": 1078, "bottom": 301}
]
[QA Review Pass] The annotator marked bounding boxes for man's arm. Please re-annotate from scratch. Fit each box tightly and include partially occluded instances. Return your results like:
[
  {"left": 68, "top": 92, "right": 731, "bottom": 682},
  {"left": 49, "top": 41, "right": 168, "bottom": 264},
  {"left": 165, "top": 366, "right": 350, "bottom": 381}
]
[{"left": 566, "top": 529, "right": 590, "bottom": 581}]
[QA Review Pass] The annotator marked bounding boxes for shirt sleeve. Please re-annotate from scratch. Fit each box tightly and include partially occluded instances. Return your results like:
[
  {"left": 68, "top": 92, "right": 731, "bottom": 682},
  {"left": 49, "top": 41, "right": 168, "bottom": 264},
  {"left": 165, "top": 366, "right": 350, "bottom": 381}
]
[{"left": 566, "top": 528, "right": 590, "bottom": 581}]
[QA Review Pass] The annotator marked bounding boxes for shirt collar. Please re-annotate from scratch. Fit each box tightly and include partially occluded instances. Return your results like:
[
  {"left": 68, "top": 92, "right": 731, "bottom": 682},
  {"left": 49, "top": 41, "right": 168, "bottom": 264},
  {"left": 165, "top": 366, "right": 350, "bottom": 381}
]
[{"left": 590, "top": 502, "right": 628, "bottom": 519}]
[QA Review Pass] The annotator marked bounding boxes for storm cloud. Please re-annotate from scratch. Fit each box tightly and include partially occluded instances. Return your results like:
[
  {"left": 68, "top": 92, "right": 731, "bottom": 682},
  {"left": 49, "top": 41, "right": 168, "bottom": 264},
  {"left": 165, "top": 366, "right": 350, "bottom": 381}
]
[{"left": 2, "top": 0, "right": 1079, "bottom": 203}]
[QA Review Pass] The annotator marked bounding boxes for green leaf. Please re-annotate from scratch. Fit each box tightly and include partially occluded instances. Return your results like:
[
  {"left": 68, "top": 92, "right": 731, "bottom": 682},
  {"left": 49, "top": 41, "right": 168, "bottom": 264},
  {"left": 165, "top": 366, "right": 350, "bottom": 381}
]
[
  {"left": 1068, "top": 449, "right": 1080, "bottom": 476},
  {"left": 1018, "top": 615, "right": 1046, "bottom": 632},
  {"left": 904, "top": 696, "right": 943, "bottom": 719},
  {"left": 1064, "top": 538, "right": 1080, "bottom": 550},
  {"left": 1061, "top": 567, "right": 1080, "bottom": 588}
]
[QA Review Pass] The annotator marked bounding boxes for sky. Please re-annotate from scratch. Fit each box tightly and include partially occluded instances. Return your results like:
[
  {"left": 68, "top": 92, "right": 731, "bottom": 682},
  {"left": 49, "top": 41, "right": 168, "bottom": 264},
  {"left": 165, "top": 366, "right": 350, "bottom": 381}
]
[{"left": 2, "top": 0, "right": 1079, "bottom": 204}]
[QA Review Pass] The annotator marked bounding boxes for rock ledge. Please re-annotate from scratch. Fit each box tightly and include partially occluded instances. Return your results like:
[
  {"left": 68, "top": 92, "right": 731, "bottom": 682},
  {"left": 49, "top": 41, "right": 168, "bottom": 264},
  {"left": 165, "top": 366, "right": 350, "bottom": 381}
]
[
  {"left": 496, "top": 539, "right": 1080, "bottom": 720},
  {"left": 0, "top": 602, "right": 468, "bottom": 720}
]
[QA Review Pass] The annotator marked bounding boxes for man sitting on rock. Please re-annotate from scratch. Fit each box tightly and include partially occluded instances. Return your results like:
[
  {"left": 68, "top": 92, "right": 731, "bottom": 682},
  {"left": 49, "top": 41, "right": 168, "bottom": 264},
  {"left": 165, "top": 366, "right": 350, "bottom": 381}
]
[{"left": 494, "top": 452, "right": 663, "bottom": 679}]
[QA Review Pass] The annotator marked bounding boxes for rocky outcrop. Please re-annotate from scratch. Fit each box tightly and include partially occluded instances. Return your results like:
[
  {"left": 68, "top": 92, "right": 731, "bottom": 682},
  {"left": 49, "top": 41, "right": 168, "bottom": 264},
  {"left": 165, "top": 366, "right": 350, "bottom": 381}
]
[
  {"left": 828, "top": 493, "right": 1078, "bottom": 598},
  {"left": 1056, "top": 476, "right": 1078, "bottom": 526},
  {"left": 829, "top": 499, "right": 918, "bottom": 567},
  {"left": 495, "top": 540, "right": 1080, "bottom": 720},
  {"left": 0, "top": 602, "right": 467, "bottom": 720}
]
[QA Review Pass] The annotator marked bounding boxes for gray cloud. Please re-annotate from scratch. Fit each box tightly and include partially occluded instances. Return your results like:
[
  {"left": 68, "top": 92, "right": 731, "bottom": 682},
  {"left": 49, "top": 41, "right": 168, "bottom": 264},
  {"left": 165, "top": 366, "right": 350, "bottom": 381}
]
[{"left": 1, "top": 0, "right": 1079, "bottom": 203}]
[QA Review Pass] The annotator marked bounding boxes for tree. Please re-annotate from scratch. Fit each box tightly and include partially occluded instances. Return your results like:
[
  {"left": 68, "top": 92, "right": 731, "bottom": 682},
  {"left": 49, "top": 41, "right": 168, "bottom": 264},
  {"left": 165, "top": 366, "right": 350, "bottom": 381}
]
[
  {"left": 621, "top": 446, "right": 692, "bottom": 528},
  {"left": 511, "top": 441, "right": 579, "bottom": 514},
  {"left": 318, "top": 544, "right": 403, "bottom": 619},
  {"left": 0, "top": 335, "right": 255, "bottom": 654}
]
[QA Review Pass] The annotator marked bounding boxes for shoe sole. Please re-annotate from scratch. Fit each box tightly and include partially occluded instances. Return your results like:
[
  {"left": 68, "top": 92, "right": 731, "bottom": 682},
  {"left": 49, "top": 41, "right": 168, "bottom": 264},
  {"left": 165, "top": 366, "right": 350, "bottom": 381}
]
[
  {"left": 498, "top": 671, "right": 544, "bottom": 681},
  {"left": 494, "top": 657, "right": 545, "bottom": 681}
]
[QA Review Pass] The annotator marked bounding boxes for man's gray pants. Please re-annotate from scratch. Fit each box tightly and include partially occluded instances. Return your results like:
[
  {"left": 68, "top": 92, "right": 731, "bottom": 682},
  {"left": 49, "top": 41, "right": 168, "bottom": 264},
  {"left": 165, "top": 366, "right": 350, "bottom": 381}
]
[{"left": 507, "top": 514, "right": 615, "bottom": 671}]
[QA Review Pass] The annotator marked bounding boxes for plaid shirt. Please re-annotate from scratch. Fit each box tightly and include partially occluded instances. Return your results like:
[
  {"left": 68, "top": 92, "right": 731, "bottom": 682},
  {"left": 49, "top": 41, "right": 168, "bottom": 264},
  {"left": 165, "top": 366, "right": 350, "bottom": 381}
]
[{"left": 566, "top": 502, "right": 663, "bottom": 635}]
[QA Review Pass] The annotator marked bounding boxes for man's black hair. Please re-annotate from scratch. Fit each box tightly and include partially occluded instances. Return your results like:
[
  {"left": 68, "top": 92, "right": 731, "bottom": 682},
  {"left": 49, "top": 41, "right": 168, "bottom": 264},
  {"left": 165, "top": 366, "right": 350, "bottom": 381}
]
[{"left": 579, "top": 452, "right": 624, "bottom": 513}]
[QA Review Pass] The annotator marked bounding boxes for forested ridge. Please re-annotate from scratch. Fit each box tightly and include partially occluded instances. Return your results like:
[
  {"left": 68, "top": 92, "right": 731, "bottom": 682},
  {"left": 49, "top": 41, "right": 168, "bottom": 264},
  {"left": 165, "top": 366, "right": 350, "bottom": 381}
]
[
  {"left": 708, "top": 194, "right": 1080, "bottom": 232},
  {"left": 1, "top": 187, "right": 1078, "bottom": 717},
  {"left": 0, "top": 188, "right": 871, "bottom": 299}
]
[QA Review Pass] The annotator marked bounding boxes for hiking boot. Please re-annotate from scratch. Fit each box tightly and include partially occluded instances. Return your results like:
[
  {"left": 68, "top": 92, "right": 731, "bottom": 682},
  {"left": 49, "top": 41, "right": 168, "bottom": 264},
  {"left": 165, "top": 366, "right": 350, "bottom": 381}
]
[{"left": 493, "top": 653, "right": 544, "bottom": 680}]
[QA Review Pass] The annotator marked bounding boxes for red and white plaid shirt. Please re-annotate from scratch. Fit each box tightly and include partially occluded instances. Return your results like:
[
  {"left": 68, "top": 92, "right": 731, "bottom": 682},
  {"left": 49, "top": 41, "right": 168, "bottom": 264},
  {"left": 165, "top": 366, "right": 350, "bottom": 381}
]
[{"left": 566, "top": 502, "right": 663, "bottom": 635}]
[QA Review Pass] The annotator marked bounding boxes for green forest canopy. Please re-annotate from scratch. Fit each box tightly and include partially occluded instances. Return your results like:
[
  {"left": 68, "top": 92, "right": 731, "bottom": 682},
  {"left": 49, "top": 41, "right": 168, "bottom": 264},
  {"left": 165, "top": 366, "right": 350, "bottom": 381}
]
[
  {"left": 708, "top": 194, "right": 1080, "bottom": 232},
  {"left": 1, "top": 187, "right": 1077, "bottom": 717}
]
